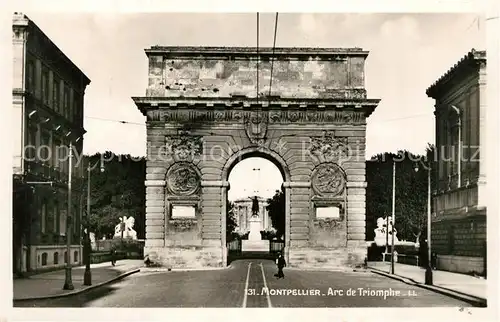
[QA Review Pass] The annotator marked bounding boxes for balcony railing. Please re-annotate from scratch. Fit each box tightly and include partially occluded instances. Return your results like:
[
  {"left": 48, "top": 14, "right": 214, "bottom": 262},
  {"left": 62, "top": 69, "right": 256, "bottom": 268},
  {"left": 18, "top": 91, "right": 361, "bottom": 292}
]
[{"left": 24, "top": 160, "right": 83, "bottom": 186}]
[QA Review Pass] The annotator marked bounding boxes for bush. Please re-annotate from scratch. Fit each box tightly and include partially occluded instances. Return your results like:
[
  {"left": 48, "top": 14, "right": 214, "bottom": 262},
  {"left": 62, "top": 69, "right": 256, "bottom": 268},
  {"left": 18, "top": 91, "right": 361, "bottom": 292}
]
[
  {"left": 367, "top": 243, "right": 385, "bottom": 261},
  {"left": 394, "top": 244, "right": 418, "bottom": 255}
]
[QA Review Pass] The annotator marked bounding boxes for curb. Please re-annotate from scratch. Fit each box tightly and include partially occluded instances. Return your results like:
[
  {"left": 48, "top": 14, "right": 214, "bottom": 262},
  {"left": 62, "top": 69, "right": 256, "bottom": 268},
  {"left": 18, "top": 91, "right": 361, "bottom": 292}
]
[
  {"left": 141, "top": 263, "right": 234, "bottom": 272},
  {"left": 369, "top": 268, "right": 487, "bottom": 307},
  {"left": 13, "top": 268, "right": 141, "bottom": 302},
  {"left": 286, "top": 267, "right": 369, "bottom": 273}
]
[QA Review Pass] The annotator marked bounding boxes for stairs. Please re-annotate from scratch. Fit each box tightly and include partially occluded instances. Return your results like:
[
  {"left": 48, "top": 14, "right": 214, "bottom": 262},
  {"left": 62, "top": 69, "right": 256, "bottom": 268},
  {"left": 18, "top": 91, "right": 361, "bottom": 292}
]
[{"left": 242, "top": 240, "right": 269, "bottom": 252}]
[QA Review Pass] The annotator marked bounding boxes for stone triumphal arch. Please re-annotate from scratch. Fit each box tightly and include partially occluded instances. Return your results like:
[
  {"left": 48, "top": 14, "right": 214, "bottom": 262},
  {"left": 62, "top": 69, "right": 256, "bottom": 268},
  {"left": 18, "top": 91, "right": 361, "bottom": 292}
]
[{"left": 133, "top": 46, "right": 379, "bottom": 269}]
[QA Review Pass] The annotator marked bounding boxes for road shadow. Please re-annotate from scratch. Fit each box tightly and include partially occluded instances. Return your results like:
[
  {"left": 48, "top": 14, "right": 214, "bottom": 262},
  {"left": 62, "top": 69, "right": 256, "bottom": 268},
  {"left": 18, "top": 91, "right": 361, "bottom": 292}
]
[{"left": 13, "top": 284, "right": 119, "bottom": 308}]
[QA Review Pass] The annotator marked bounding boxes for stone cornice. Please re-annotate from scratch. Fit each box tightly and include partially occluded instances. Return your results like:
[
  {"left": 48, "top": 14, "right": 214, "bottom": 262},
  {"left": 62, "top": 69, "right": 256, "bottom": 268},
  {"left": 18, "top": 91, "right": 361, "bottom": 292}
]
[
  {"left": 133, "top": 96, "right": 380, "bottom": 109},
  {"left": 145, "top": 180, "right": 166, "bottom": 187},
  {"left": 143, "top": 108, "right": 370, "bottom": 126},
  {"left": 201, "top": 180, "right": 230, "bottom": 188},
  {"left": 145, "top": 46, "right": 369, "bottom": 58},
  {"left": 282, "top": 181, "right": 311, "bottom": 188},
  {"left": 426, "top": 49, "right": 486, "bottom": 99},
  {"left": 20, "top": 14, "right": 91, "bottom": 87},
  {"left": 134, "top": 97, "right": 379, "bottom": 121},
  {"left": 346, "top": 182, "right": 367, "bottom": 188}
]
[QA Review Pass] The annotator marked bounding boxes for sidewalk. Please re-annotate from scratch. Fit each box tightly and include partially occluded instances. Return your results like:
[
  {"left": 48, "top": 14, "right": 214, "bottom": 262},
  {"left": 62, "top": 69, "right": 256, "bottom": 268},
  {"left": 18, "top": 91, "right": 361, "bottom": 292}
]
[
  {"left": 14, "top": 259, "right": 143, "bottom": 300},
  {"left": 368, "top": 261, "right": 487, "bottom": 304}
]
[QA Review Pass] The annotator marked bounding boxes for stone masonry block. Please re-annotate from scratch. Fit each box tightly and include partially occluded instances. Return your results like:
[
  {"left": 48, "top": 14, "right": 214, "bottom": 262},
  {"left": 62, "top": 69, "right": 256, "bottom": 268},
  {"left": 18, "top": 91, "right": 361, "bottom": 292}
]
[
  {"left": 146, "top": 219, "right": 165, "bottom": 226},
  {"left": 146, "top": 213, "right": 165, "bottom": 220},
  {"left": 146, "top": 225, "right": 165, "bottom": 233},
  {"left": 347, "top": 175, "right": 365, "bottom": 182},
  {"left": 347, "top": 188, "right": 366, "bottom": 195},
  {"left": 145, "top": 239, "right": 164, "bottom": 247},
  {"left": 146, "top": 173, "right": 165, "bottom": 181},
  {"left": 146, "top": 232, "right": 164, "bottom": 239},
  {"left": 146, "top": 200, "right": 165, "bottom": 207},
  {"left": 347, "top": 233, "right": 365, "bottom": 240},
  {"left": 347, "top": 212, "right": 366, "bottom": 222},
  {"left": 146, "top": 187, "right": 164, "bottom": 195},
  {"left": 347, "top": 226, "right": 365, "bottom": 234},
  {"left": 146, "top": 206, "right": 165, "bottom": 214},
  {"left": 347, "top": 221, "right": 365, "bottom": 227},
  {"left": 146, "top": 167, "right": 167, "bottom": 174}
]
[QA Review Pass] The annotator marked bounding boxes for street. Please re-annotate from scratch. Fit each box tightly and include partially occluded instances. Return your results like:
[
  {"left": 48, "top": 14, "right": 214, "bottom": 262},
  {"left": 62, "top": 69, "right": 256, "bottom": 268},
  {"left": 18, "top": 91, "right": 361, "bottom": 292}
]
[{"left": 14, "top": 259, "right": 472, "bottom": 307}]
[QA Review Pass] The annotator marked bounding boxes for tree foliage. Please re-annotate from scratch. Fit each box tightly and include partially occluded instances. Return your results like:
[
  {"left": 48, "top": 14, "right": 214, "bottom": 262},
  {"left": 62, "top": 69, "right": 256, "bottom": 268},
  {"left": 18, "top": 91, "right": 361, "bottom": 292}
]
[
  {"left": 85, "top": 152, "right": 146, "bottom": 240},
  {"left": 226, "top": 199, "right": 238, "bottom": 240},
  {"left": 366, "top": 145, "right": 436, "bottom": 242},
  {"left": 266, "top": 189, "right": 285, "bottom": 239}
]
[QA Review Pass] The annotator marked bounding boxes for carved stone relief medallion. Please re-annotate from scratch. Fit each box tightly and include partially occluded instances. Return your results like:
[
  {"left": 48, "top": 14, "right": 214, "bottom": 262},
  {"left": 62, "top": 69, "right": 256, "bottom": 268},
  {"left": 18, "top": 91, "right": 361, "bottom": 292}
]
[
  {"left": 309, "top": 131, "right": 350, "bottom": 162},
  {"left": 166, "top": 162, "right": 200, "bottom": 196},
  {"left": 165, "top": 130, "right": 202, "bottom": 161},
  {"left": 311, "top": 163, "right": 346, "bottom": 197}
]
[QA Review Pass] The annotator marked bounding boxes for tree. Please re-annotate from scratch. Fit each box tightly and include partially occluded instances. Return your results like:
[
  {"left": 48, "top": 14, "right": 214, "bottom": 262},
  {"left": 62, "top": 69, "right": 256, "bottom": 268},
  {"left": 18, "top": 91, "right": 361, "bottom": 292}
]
[
  {"left": 86, "top": 152, "right": 146, "bottom": 240},
  {"left": 226, "top": 199, "right": 237, "bottom": 241},
  {"left": 365, "top": 146, "right": 437, "bottom": 242},
  {"left": 266, "top": 189, "right": 285, "bottom": 239}
]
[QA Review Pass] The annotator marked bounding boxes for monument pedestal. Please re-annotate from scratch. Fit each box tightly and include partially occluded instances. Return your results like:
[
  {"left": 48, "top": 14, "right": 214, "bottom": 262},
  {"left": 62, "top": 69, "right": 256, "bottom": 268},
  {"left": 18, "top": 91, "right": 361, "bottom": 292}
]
[{"left": 248, "top": 217, "right": 261, "bottom": 241}]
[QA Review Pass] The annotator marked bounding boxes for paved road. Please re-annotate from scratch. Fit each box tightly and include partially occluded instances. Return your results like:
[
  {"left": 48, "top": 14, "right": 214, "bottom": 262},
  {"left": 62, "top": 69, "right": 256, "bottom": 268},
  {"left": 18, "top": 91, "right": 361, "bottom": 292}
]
[{"left": 15, "top": 259, "right": 472, "bottom": 307}]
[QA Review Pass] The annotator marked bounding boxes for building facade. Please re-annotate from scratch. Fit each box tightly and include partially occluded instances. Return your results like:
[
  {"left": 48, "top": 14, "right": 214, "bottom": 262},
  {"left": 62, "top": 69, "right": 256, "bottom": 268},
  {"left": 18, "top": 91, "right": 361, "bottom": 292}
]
[
  {"left": 12, "top": 13, "right": 90, "bottom": 274},
  {"left": 426, "top": 49, "right": 487, "bottom": 275},
  {"left": 232, "top": 196, "right": 272, "bottom": 233}
]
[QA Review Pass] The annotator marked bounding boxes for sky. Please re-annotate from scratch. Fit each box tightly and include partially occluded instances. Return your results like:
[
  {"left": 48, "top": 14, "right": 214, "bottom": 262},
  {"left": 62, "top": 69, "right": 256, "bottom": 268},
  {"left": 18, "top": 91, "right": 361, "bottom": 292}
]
[{"left": 21, "top": 12, "right": 486, "bottom": 199}]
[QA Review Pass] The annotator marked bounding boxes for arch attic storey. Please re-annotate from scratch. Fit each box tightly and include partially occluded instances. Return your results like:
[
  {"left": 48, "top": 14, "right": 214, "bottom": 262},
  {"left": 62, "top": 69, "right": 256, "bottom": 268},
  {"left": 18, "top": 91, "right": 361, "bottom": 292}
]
[{"left": 133, "top": 46, "right": 380, "bottom": 269}]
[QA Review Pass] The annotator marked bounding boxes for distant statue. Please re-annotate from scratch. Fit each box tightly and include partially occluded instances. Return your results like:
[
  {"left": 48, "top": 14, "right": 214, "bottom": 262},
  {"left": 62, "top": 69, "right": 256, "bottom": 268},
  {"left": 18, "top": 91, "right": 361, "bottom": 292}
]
[
  {"left": 251, "top": 196, "right": 259, "bottom": 218},
  {"left": 374, "top": 216, "right": 399, "bottom": 246},
  {"left": 114, "top": 216, "right": 137, "bottom": 240}
]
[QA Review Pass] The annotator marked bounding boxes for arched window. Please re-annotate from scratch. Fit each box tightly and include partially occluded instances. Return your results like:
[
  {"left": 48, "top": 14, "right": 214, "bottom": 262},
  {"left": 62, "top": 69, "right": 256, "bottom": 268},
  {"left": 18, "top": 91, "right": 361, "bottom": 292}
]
[
  {"left": 74, "top": 251, "right": 78, "bottom": 263},
  {"left": 53, "top": 252, "right": 59, "bottom": 264},
  {"left": 41, "top": 253, "right": 48, "bottom": 266},
  {"left": 64, "top": 251, "right": 67, "bottom": 263}
]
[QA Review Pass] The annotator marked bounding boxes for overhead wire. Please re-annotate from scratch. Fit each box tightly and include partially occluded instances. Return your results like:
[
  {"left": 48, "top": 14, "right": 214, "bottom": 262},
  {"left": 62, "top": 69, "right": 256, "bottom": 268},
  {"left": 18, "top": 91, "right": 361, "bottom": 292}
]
[
  {"left": 268, "top": 13, "right": 279, "bottom": 99},
  {"left": 256, "top": 12, "right": 260, "bottom": 103}
]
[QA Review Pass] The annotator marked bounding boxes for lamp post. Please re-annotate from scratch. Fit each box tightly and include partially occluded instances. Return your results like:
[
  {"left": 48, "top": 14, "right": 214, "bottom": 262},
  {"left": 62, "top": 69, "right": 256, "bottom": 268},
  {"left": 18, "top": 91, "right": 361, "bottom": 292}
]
[
  {"left": 390, "top": 161, "right": 396, "bottom": 275},
  {"left": 414, "top": 161, "right": 433, "bottom": 285},
  {"left": 84, "top": 157, "right": 104, "bottom": 286},
  {"left": 253, "top": 168, "right": 261, "bottom": 196},
  {"left": 63, "top": 141, "right": 74, "bottom": 290}
]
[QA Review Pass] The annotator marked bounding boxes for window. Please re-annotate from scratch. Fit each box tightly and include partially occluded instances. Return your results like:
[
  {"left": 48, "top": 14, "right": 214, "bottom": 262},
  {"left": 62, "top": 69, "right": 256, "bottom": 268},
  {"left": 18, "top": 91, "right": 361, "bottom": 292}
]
[
  {"left": 73, "top": 95, "right": 80, "bottom": 123},
  {"left": 26, "top": 60, "right": 35, "bottom": 92},
  {"left": 54, "top": 139, "right": 62, "bottom": 171},
  {"left": 41, "top": 202, "right": 47, "bottom": 234},
  {"left": 41, "top": 68, "right": 49, "bottom": 105},
  {"left": 53, "top": 78, "right": 60, "bottom": 113},
  {"left": 40, "top": 132, "right": 50, "bottom": 164},
  {"left": 64, "top": 251, "right": 67, "bottom": 264},
  {"left": 54, "top": 201, "right": 59, "bottom": 235},
  {"left": 59, "top": 209, "right": 67, "bottom": 236},
  {"left": 469, "top": 89, "right": 480, "bottom": 179},
  {"left": 69, "top": 89, "right": 73, "bottom": 121},
  {"left": 63, "top": 86, "right": 70, "bottom": 119},
  {"left": 74, "top": 251, "right": 78, "bottom": 263},
  {"left": 47, "top": 201, "right": 54, "bottom": 233},
  {"left": 27, "top": 127, "right": 37, "bottom": 160},
  {"left": 53, "top": 252, "right": 59, "bottom": 265},
  {"left": 41, "top": 253, "right": 48, "bottom": 266}
]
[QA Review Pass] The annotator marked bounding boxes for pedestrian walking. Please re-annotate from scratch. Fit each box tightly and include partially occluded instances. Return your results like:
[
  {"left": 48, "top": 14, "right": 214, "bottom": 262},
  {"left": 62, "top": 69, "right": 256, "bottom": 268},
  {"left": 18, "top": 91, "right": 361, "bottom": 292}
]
[
  {"left": 276, "top": 252, "right": 286, "bottom": 279},
  {"left": 110, "top": 248, "right": 116, "bottom": 266}
]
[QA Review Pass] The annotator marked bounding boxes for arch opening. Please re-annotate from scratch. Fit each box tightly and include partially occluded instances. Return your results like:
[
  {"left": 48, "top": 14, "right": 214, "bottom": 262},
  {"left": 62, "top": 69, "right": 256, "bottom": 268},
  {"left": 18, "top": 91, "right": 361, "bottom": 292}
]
[{"left": 225, "top": 154, "right": 288, "bottom": 265}]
